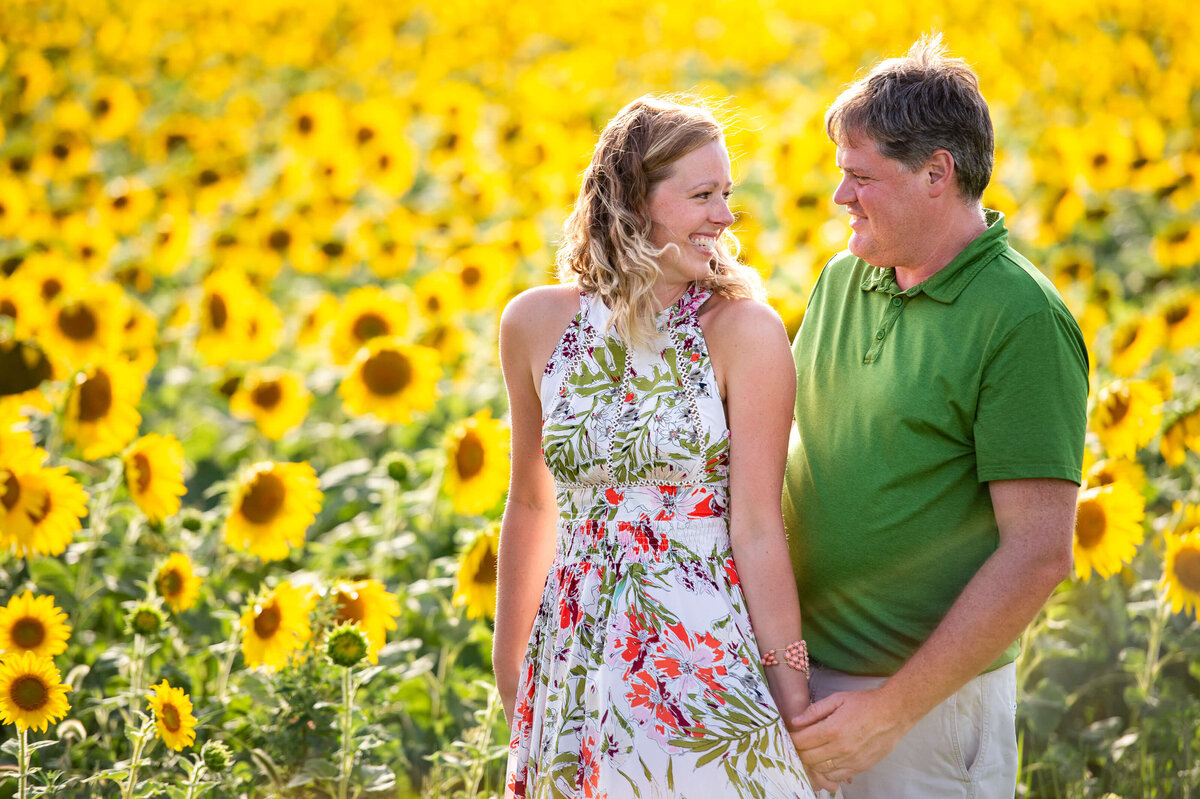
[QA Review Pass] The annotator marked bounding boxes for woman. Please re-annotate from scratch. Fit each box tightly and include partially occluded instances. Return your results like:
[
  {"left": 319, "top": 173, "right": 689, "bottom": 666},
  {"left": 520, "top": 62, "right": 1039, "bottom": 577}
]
[{"left": 495, "top": 95, "right": 816, "bottom": 798}]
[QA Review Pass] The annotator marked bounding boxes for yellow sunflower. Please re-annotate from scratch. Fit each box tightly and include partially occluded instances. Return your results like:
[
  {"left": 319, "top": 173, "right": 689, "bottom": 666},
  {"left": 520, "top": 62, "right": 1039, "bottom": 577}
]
[
  {"left": 1073, "top": 483, "right": 1145, "bottom": 581},
  {"left": 229, "top": 369, "right": 311, "bottom": 441},
  {"left": 62, "top": 360, "right": 144, "bottom": 461},
  {"left": 0, "top": 591, "right": 71, "bottom": 659},
  {"left": 1090, "top": 380, "right": 1163, "bottom": 461},
  {"left": 38, "top": 281, "right": 127, "bottom": 372},
  {"left": 443, "top": 244, "right": 510, "bottom": 312},
  {"left": 284, "top": 91, "right": 345, "bottom": 155},
  {"left": 454, "top": 523, "right": 499, "bottom": 620},
  {"left": 0, "top": 651, "right": 71, "bottom": 733},
  {"left": 1160, "top": 407, "right": 1200, "bottom": 468},
  {"left": 123, "top": 434, "right": 186, "bottom": 524},
  {"left": 146, "top": 680, "right": 196, "bottom": 750},
  {"left": 414, "top": 269, "right": 466, "bottom": 323},
  {"left": 329, "top": 286, "right": 412, "bottom": 365},
  {"left": 1109, "top": 314, "right": 1165, "bottom": 377},
  {"left": 90, "top": 75, "right": 142, "bottom": 141},
  {"left": 329, "top": 579, "right": 400, "bottom": 664},
  {"left": 239, "top": 581, "right": 316, "bottom": 671},
  {"left": 1, "top": 464, "right": 88, "bottom": 558},
  {"left": 1160, "top": 292, "right": 1200, "bottom": 352},
  {"left": 0, "top": 274, "right": 45, "bottom": 335},
  {"left": 339, "top": 338, "right": 441, "bottom": 425},
  {"left": 1162, "top": 522, "right": 1200, "bottom": 618},
  {"left": 224, "top": 462, "right": 323, "bottom": 561},
  {"left": 0, "top": 409, "right": 42, "bottom": 470},
  {"left": 444, "top": 409, "right": 510, "bottom": 516},
  {"left": 295, "top": 291, "right": 339, "bottom": 350},
  {"left": 196, "top": 267, "right": 282, "bottom": 367},
  {"left": 154, "top": 553, "right": 202, "bottom": 613},
  {"left": 1084, "top": 456, "right": 1147, "bottom": 495}
]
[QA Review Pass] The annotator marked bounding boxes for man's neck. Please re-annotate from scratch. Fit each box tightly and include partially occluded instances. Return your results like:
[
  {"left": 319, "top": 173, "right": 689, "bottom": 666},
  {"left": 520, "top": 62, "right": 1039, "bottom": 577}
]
[{"left": 892, "top": 207, "right": 989, "bottom": 291}]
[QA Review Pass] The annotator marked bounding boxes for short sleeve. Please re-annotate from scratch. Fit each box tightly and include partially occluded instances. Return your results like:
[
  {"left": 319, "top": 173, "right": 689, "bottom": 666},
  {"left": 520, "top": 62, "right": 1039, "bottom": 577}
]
[{"left": 974, "top": 306, "right": 1090, "bottom": 483}]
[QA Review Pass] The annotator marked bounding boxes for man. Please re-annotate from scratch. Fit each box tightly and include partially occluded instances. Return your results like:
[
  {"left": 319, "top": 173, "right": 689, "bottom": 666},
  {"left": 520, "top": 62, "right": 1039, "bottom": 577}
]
[{"left": 784, "top": 35, "right": 1089, "bottom": 798}]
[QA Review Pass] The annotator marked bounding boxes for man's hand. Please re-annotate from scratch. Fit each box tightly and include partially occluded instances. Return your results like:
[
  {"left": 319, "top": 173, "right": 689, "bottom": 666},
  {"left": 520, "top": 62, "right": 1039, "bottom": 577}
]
[{"left": 790, "top": 687, "right": 913, "bottom": 788}]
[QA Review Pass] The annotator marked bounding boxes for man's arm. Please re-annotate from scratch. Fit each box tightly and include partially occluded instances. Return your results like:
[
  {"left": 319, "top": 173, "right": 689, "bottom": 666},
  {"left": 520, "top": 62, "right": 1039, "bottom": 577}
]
[{"left": 791, "top": 478, "right": 1077, "bottom": 784}]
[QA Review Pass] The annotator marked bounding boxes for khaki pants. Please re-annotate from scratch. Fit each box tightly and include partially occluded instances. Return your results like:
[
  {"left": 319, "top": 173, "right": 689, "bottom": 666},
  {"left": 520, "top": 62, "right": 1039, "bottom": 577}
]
[{"left": 810, "top": 662, "right": 1018, "bottom": 799}]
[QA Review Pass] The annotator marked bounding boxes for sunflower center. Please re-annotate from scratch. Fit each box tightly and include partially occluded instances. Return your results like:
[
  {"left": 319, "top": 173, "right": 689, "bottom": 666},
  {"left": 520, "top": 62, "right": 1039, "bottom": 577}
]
[
  {"left": 28, "top": 494, "right": 51, "bottom": 525},
  {"left": 59, "top": 304, "right": 98, "bottom": 341},
  {"left": 252, "top": 381, "right": 283, "bottom": 410},
  {"left": 361, "top": 350, "right": 412, "bottom": 397},
  {"left": 336, "top": 591, "right": 365, "bottom": 623},
  {"left": 10, "top": 675, "right": 48, "bottom": 711},
  {"left": 41, "top": 278, "right": 63, "bottom": 301},
  {"left": 95, "top": 97, "right": 112, "bottom": 116},
  {"left": 474, "top": 550, "right": 497, "bottom": 586},
  {"left": 78, "top": 370, "right": 114, "bottom": 422},
  {"left": 455, "top": 431, "right": 485, "bottom": 480},
  {"left": 240, "top": 472, "right": 286, "bottom": 524},
  {"left": 352, "top": 313, "right": 390, "bottom": 343},
  {"left": 1075, "top": 500, "right": 1107, "bottom": 549},
  {"left": 461, "top": 265, "right": 482, "bottom": 288},
  {"left": 12, "top": 618, "right": 46, "bottom": 649},
  {"left": 254, "top": 602, "right": 282, "bottom": 638},
  {"left": 1176, "top": 548, "right": 1200, "bottom": 592},
  {"left": 1163, "top": 303, "right": 1189, "bottom": 327},
  {"left": 208, "top": 294, "right": 229, "bottom": 331},
  {"left": 1107, "top": 393, "right": 1130, "bottom": 425},
  {"left": 1113, "top": 325, "right": 1137, "bottom": 353},
  {"left": 132, "top": 452, "right": 153, "bottom": 493},
  {"left": 161, "top": 703, "right": 182, "bottom": 732},
  {"left": 268, "top": 229, "right": 292, "bottom": 251},
  {"left": 0, "top": 299, "right": 16, "bottom": 318},
  {"left": 298, "top": 114, "right": 314, "bottom": 134},
  {"left": 357, "top": 126, "right": 376, "bottom": 145},
  {"left": 158, "top": 569, "right": 183, "bottom": 597},
  {"left": 1, "top": 471, "right": 18, "bottom": 511}
]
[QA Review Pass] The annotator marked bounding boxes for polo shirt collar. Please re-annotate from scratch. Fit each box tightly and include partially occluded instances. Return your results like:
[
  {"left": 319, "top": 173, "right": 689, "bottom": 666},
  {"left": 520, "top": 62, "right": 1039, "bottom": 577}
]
[{"left": 859, "top": 209, "right": 1009, "bottom": 303}]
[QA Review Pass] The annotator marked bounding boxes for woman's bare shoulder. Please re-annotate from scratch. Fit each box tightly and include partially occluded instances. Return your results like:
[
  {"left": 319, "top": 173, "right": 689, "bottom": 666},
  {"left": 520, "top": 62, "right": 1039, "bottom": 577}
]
[
  {"left": 500, "top": 283, "right": 583, "bottom": 348},
  {"left": 700, "top": 294, "right": 787, "bottom": 343}
]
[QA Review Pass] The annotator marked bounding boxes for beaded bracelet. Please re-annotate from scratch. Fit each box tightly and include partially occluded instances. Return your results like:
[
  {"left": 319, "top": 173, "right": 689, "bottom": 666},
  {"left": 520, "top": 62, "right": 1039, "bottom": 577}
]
[{"left": 760, "top": 640, "right": 810, "bottom": 678}]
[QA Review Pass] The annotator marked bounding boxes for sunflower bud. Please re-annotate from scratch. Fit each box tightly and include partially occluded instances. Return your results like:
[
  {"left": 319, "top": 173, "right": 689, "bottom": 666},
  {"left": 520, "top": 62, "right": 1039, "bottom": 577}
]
[
  {"left": 180, "top": 508, "right": 204, "bottom": 532},
  {"left": 324, "top": 622, "right": 369, "bottom": 668},
  {"left": 201, "top": 739, "right": 233, "bottom": 773},
  {"left": 382, "top": 452, "right": 415, "bottom": 486},
  {"left": 125, "top": 601, "right": 167, "bottom": 637}
]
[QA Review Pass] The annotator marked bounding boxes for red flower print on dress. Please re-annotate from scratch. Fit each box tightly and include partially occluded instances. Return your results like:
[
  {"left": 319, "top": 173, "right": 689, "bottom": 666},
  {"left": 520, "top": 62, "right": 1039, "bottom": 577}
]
[
  {"left": 576, "top": 727, "right": 602, "bottom": 797},
  {"left": 620, "top": 519, "right": 668, "bottom": 557},
  {"left": 627, "top": 670, "right": 687, "bottom": 747},
  {"left": 610, "top": 610, "right": 660, "bottom": 677},
  {"left": 654, "top": 485, "right": 679, "bottom": 521},
  {"left": 654, "top": 622, "right": 729, "bottom": 701},
  {"left": 724, "top": 557, "right": 740, "bottom": 587},
  {"left": 605, "top": 488, "right": 624, "bottom": 506},
  {"left": 688, "top": 491, "right": 722, "bottom": 519},
  {"left": 557, "top": 563, "right": 591, "bottom": 631}
]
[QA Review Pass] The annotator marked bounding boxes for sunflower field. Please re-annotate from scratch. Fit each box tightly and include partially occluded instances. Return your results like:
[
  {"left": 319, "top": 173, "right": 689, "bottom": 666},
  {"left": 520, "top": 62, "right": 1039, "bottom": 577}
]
[{"left": 0, "top": 0, "right": 1197, "bottom": 796}]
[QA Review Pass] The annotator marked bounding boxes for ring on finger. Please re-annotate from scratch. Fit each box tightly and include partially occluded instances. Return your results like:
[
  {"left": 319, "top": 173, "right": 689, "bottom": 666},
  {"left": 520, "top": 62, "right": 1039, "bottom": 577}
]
[{"left": 821, "top": 758, "right": 836, "bottom": 771}]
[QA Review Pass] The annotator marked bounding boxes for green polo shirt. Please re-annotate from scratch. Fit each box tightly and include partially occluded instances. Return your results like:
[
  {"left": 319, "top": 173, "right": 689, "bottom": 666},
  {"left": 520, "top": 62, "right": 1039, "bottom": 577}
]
[{"left": 783, "top": 210, "right": 1089, "bottom": 676}]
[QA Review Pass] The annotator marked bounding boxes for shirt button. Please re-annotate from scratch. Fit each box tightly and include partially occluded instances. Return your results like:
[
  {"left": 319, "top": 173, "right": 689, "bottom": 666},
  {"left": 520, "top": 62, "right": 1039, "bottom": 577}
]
[
  {"left": 875, "top": 330, "right": 886, "bottom": 340},
  {"left": 892, "top": 297, "right": 904, "bottom": 307}
]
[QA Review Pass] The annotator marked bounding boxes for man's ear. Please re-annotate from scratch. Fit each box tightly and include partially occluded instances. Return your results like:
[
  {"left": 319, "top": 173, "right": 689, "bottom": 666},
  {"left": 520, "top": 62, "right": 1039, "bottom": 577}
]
[{"left": 927, "top": 150, "right": 955, "bottom": 198}]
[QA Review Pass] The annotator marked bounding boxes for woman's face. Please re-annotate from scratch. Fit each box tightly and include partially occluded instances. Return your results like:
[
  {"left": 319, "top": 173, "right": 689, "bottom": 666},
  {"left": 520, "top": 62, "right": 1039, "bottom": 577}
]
[{"left": 646, "top": 140, "right": 735, "bottom": 298}]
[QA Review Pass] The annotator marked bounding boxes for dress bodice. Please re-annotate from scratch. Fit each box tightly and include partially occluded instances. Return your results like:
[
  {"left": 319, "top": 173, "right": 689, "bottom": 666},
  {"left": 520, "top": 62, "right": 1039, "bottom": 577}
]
[{"left": 539, "top": 283, "right": 730, "bottom": 525}]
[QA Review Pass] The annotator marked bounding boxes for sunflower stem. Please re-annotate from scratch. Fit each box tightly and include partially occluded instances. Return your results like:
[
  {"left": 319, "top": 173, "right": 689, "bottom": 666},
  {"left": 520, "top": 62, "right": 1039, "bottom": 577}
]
[
  {"left": 129, "top": 633, "right": 146, "bottom": 706},
  {"left": 120, "top": 718, "right": 152, "bottom": 799},
  {"left": 17, "top": 727, "right": 29, "bottom": 799},
  {"left": 1142, "top": 585, "right": 1169, "bottom": 704},
  {"left": 216, "top": 631, "right": 240, "bottom": 704},
  {"left": 74, "top": 458, "right": 123, "bottom": 617},
  {"left": 182, "top": 757, "right": 207, "bottom": 799},
  {"left": 337, "top": 665, "right": 354, "bottom": 799}
]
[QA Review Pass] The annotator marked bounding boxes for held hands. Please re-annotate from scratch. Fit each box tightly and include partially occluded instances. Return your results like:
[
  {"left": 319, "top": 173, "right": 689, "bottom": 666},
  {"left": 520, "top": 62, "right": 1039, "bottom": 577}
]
[{"left": 789, "top": 687, "right": 913, "bottom": 791}]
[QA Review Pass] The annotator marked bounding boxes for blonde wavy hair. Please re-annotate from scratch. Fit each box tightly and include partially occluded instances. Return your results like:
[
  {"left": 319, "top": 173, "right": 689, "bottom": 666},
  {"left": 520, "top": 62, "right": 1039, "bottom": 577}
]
[{"left": 556, "top": 94, "right": 762, "bottom": 349}]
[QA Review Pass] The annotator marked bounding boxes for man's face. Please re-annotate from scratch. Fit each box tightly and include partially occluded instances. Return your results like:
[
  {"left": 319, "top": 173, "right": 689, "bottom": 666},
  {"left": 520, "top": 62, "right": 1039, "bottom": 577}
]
[{"left": 833, "top": 137, "right": 931, "bottom": 270}]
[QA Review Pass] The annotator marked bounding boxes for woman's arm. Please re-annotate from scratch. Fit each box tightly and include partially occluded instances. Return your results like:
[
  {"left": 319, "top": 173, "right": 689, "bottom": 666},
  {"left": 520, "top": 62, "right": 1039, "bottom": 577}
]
[
  {"left": 492, "top": 288, "right": 571, "bottom": 726},
  {"left": 706, "top": 298, "right": 811, "bottom": 724}
]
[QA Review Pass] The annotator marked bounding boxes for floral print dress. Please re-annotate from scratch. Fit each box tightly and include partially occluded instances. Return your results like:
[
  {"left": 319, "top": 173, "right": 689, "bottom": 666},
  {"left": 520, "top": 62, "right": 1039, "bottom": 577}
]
[{"left": 505, "top": 284, "right": 814, "bottom": 799}]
